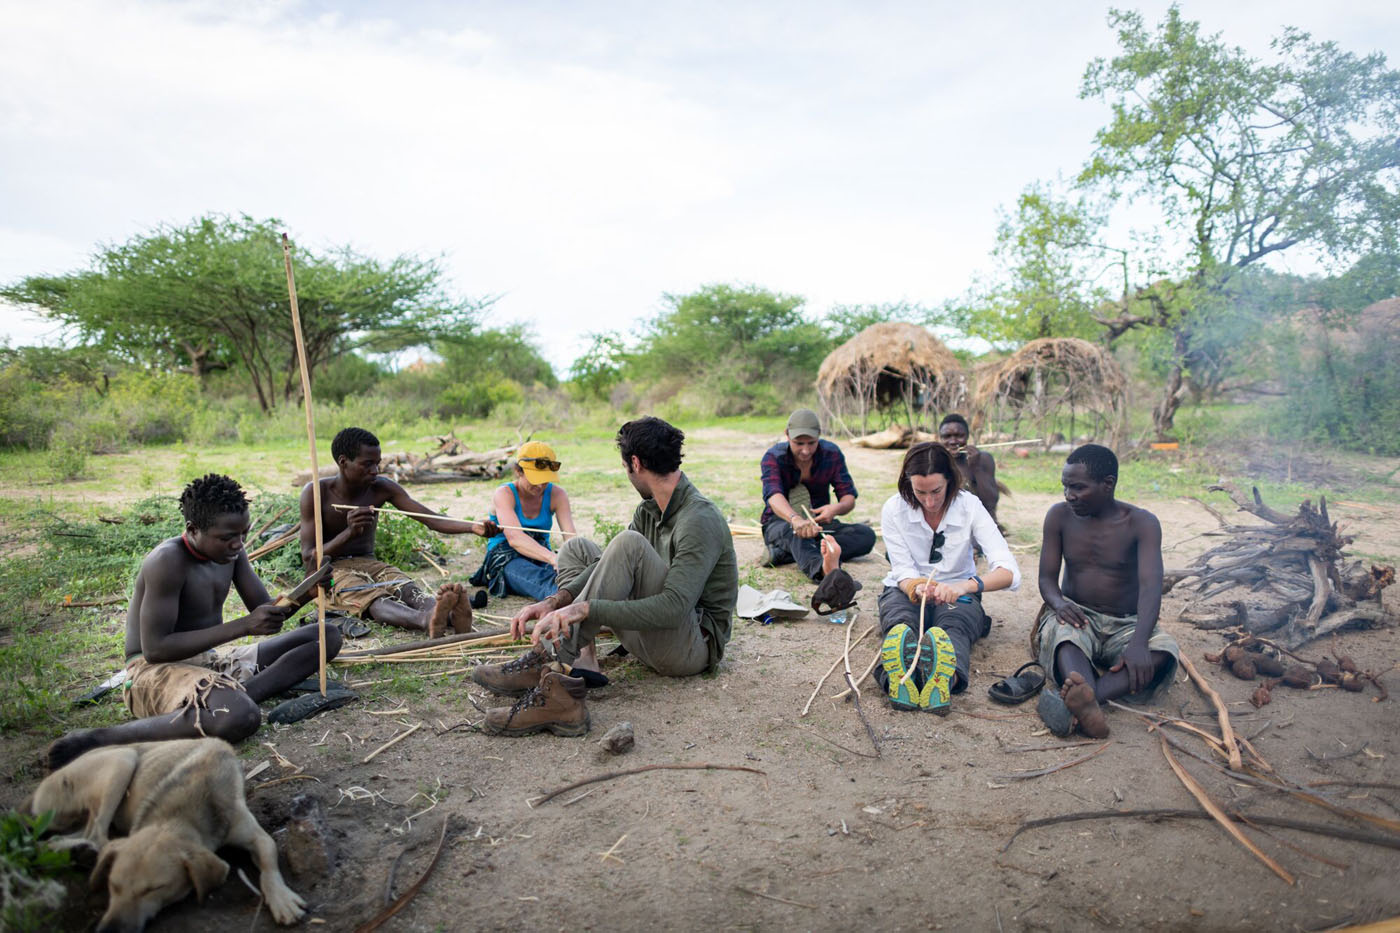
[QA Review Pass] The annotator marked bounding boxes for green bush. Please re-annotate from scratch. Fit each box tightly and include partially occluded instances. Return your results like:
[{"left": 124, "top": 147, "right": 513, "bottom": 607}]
[{"left": 0, "top": 809, "right": 73, "bottom": 932}]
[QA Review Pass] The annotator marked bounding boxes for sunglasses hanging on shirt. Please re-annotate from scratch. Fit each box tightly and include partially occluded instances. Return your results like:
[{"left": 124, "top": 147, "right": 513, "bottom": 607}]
[{"left": 928, "top": 530, "right": 945, "bottom": 564}]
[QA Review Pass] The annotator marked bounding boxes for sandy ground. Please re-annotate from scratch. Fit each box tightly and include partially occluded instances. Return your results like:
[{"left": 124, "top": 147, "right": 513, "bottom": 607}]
[{"left": 4, "top": 431, "right": 1400, "bottom": 932}]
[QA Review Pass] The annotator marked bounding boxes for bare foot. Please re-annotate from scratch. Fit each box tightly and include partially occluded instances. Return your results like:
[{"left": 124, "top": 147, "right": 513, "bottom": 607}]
[
  {"left": 442, "top": 583, "right": 472, "bottom": 634},
  {"left": 820, "top": 536, "right": 841, "bottom": 577},
  {"left": 1061, "top": 671, "right": 1110, "bottom": 738},
  {"left": 427, "top": 587, "right": 458, "bottom": 639},
  {"left": 45, "top": 729, "right": 104, "bottom": 772}
]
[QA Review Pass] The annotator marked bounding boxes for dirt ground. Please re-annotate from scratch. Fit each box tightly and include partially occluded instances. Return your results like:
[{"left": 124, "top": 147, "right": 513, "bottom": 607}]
[{"left": 4, "top": 429, "right": 1400, "bottom": 932}]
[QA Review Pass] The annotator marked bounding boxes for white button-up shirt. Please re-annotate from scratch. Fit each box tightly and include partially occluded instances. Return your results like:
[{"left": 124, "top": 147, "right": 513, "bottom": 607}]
[{"left": 880, "top": 489, "right": 1021, "bottom": 590}]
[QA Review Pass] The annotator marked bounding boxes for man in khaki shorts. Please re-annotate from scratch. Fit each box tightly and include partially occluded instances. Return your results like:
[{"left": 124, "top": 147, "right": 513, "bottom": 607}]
[
  {"left": 1034, "top": 444, "right": 1178, "bottom": 739},
  {"left": 304, "top": 427, "right": 498, "bottom": 636},
  {"left": 44, "top": 474, "right": 346, "bottom": 771}
]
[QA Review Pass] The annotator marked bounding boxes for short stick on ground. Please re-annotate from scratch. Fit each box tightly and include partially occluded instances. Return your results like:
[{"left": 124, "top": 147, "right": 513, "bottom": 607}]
[
  {"left": 801, "top": 623, "right": 875, "bottom": 717},
  {"left": 832, "top": 647, "right": 881, "bottom": 701},
  {"left": 990, "top": 743, "right": 1110, "bottom": 781},
  {"left": 598, "top": 834, "right": 627, "bottom": 864},
  {"left": 352, "top": 817, "right": 450, "bottom": 933},
  {"left": 530, "top": 762, "right": 767, "bottom": 807},
  {"left": 734, "top": 885, "right": 817, "bottom": 909},
  {"left": 363, "top": 723, "right": 423, "bottom": 764}
]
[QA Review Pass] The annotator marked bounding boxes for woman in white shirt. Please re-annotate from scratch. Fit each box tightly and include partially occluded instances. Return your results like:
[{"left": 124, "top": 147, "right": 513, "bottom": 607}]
[{"left": 877, "top": 441, "right": 1020, "bottom": 713}]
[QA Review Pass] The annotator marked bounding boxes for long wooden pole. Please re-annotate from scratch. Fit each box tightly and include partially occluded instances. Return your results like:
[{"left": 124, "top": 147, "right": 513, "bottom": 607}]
[
  {"left": 328, "top": 502, "right": 578, "bottom": 536},
  {"left": 282, "top": 233, "right": 327, "bottom": 696}
]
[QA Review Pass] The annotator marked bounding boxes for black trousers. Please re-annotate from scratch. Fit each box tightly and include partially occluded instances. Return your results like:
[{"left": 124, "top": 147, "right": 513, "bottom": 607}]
[
  {"left": 761, "top": 519, "right": 877, "bottom": 581},
  {"left": 874, "top": 585, "right": 989, "bottom": 694}
]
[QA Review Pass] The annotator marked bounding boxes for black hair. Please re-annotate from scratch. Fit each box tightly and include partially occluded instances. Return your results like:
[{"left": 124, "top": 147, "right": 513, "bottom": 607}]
[
  {"left": 938, "top": 413, "right": 969, "bottom": 431},
  {"left": 1066, "top": 443, "right": 1119, "bottom": 482},
  {"left": 616, "top": 417, "right": 685, "bottom": 474},
  {"left": 332, "top": 427, "right": 380, "bottom": 463},
  {"left": 179, "top": 473, "right": 249, "bottom": 530},
  {"left": 897, "top": 441, "right": 962, "bottom": 511}
]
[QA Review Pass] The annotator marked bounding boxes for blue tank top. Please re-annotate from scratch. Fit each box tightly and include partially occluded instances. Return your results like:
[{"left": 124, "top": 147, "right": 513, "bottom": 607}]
[{"left": 485, "top": 482, "right": 553, "bottom": 553}]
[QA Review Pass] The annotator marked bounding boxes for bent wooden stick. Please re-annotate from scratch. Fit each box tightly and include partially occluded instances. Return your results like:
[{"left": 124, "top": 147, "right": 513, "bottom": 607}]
[
  {"left": 1179, "top": 655, "right": 1242, "bottom": 770},
  {"left": 1160, "top": 735, "right": 1295, "bottom": 885},
  {"left": 801, "top": 623, "right": 875, "bottom": 716},
  {"left": 899, "top": 571, "right": 937, "bottom": 687},
  {"left": 283, "top": 233, "right": 327, "bottom": 696}
]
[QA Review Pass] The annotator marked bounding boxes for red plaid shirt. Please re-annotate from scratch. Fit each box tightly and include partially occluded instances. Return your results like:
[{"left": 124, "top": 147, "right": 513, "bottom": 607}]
[{"left": 759, "top": 439, "right": 859, "bottom": 524}]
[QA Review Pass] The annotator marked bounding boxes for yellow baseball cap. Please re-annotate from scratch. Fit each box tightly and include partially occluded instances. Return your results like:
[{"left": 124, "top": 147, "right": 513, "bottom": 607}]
[{"left": 517, "top": 440, "right": 560, "bottom": 484}]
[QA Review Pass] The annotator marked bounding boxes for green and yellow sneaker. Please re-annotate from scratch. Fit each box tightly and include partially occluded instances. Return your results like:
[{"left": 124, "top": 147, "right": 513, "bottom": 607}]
[
  {"left": 881, "top": 624, "right": 930, "bottom": 711},
  {"left": 916, "top": 626, "right": 958, "bottom": 715}
]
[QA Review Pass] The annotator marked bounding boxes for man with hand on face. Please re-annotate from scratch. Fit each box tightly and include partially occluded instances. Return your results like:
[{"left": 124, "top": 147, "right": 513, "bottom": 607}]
[
  {"left": 471, "top": 416, "right": 738, "bottom": 737},
  {"left": 1034, "top": 444, "right": 1179, "bottom": 738},
  {"left": 44, "top": 474, "right": 344, "bottom": 771},
  {"left": 305, "top": 427, "right": 498, "bottom": 638},
  {"left": 938, "top": 413, "right": 1002, "bottom": 524},
  {"left": 759, "top": 408, "right": 876, "bottom": 581}
]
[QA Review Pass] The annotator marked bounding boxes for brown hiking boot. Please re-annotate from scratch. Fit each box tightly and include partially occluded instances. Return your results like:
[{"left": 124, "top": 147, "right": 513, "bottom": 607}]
[
  {"left": 471, "top": 646, "right": 553, "bottom": 696},
  {"left": 481, "top": 671, "right": 590, "bottom": 737}
]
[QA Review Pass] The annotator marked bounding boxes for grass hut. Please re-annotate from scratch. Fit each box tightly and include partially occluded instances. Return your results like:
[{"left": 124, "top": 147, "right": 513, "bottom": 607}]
[
  {"left": 971, "top": 337, "right": 1127, "bottom": 447},
  {"left": 817, "top": 322, "right": 966, "bottom": 436}
]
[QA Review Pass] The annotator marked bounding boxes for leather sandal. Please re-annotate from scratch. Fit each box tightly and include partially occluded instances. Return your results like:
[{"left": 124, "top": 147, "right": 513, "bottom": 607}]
[{"left": 987, "top": 661, "right": 1046, "bottom": 705}]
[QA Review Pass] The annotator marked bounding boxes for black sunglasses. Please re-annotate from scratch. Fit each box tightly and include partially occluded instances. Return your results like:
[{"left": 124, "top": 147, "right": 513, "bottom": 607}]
[
  {"left": 929, "top": 531, "right": 945, "bottom": 564},
  {"left": 520, "top": 457, "right": 562, "bottom": 471}
]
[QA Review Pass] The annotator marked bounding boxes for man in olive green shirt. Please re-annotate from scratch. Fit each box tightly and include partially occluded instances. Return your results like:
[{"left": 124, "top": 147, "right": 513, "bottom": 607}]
[{"left": 473, "top": 416, "right": 738, "bottom": 736}]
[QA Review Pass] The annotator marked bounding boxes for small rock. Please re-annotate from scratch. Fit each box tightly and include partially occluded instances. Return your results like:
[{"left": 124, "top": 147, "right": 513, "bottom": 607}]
[
  {"left": 600, "top": 721, "right": 635, "bottom": 755},
  {"left": 283, "top": 793, "right": 334, "bottom": 879}
]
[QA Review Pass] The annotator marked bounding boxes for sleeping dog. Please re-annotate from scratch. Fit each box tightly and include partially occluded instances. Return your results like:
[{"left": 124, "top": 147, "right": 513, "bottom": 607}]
[{"left": 27, "top": 738, "right": 305, "bottom": 932}]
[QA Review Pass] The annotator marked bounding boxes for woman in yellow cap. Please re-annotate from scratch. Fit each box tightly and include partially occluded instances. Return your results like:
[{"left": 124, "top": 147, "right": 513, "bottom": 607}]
[{"left": 469, "top": 441, "right": 577, "bottom": 600}]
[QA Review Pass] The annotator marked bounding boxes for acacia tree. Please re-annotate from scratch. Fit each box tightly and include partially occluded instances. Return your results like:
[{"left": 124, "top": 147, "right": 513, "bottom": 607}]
[
  {"left": 2, "top": 215, "right": 490, "bottom": 412},
  {"left": 1080, "top": 7, "right": 1400, "bottom": 437}
]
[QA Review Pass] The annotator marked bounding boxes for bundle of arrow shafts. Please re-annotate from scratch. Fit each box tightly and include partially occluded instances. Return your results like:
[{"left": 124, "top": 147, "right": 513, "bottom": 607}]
[
  {"left": 331, "top": 626, "right": 617, "bottom": 665},
  {"left": 1166, "top": 482, "right": 1395, "bottom": 649}
]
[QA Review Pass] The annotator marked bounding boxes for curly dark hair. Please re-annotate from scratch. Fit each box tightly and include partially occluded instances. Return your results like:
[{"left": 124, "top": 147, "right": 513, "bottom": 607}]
[
  {"left": 1066, "top": 443, "right": 1119, "bottom": 482},
  {"left": 897, "top": 441, "right": 962, "bottom": 512},
  {"left": 179, "top": 473, "right": 249, "bottom": 529},
  {"left": 938, "top": 413, "right": 969, "bottom": 431},
  {"left": 616, "top": 417, "right": 685, "bottom": 474},
  {"left": 332, "top": 427, "right": 380, "bottom": 463}
]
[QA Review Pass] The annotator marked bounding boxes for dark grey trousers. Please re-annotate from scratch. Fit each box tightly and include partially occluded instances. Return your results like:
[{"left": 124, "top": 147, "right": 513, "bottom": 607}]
[
  {"left": 761, "top": 519, "right": 877, "bottom": 580},
  {"left": 874, "top": 585, "right": 989, "bottom": 694}
]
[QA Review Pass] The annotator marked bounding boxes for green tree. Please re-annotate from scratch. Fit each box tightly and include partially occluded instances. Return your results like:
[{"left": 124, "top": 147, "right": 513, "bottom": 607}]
[
  {"left": 822, "top": 301, "right": 927, "bottom": 344},
  {"left": 633, "top": 284, "right": 827, "bottom": 378},
  {"left": 1080, "top": 6, "right": 1400, "bottom": 437},
  {"left": 629, "top": 284, "right": 831, "bottom": 414},
  {"left": 567, "top": 332, "right": 629, "bottom": 400},
  {"left": 2, "top": 215, "right": 491, "bottom": 412},
  {"left": 968, "top": 184, "right": 1114, "bottom": 346},
  {"left": 437, "top": 323, "right": 557, "bottom": 389}
]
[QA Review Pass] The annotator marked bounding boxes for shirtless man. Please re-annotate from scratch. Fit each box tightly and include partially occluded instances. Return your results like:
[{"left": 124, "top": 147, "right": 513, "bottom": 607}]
[
  {"left": 938, "top": 414, "right": 1001, "bottom": 523},
  {"left": 1034, "top": 444, "right": 1179, "bottom": 738},
  {"left": 305, "top": 427, "right": 497, "bottom": 637},
  {"left": 45, "top": 473, "right": 343, "bottom": 771}
]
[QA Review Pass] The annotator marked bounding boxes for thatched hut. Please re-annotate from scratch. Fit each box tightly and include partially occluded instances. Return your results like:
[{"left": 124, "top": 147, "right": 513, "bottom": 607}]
[
  {"left": 817, "top": 322, "right": 966, "bottom": 436},
  {"left": 971, "top": 337, "right": 1126, "bottom": 447}
]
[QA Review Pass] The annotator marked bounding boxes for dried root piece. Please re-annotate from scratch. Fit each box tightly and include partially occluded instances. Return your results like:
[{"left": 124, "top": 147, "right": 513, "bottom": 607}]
[
  {"left": 1315, "top": 659, "right": 1343, "bottom": 685},
  {"left": 1250, "top": 683, "right": 1273, "bottom": 708},
  {"left": 1340, "top": 673, "right": 1366, "bottom": 693},
  {"left": 1251, "top": 655, "right": 1286, "bottom": 677},
  {"left": 1229, "top": 658, "right": 1258, "bottom": 681},
  {"left": 1280, "top": 666, "right": 1315, "bottom": 689}
]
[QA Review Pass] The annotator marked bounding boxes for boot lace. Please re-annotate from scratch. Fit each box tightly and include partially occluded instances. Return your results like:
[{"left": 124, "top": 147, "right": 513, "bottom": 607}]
[
  {"left": 507, "top": 684, "right": 547, "bottom": 717},
  {"left": 501, "top": 649, "right": 545, "bottom": 674}
]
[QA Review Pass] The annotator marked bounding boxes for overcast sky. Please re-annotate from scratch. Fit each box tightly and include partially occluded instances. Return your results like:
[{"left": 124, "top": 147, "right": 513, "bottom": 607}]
[{"left": 2, "top": 0, "right": 1396, "bottom": 370}]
